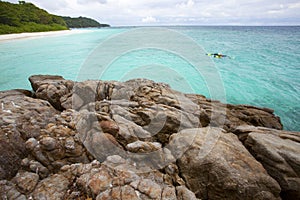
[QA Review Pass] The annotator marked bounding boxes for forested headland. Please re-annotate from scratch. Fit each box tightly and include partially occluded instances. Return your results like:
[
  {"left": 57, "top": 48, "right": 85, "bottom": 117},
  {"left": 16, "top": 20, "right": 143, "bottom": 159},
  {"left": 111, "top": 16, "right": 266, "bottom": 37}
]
[
  {"left": 62, "top": 16, "right": 109, "bottom": 28},
  {"left": 0, "top": 1, "right": 109, "bottom": 34}
]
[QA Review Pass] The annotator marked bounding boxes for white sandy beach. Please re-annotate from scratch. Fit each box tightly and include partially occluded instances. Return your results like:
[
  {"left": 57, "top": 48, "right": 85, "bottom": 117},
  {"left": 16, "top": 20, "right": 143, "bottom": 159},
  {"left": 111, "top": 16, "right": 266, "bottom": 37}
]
[{"left": 0, "top": 29, "right": 92, "bottom": 42}]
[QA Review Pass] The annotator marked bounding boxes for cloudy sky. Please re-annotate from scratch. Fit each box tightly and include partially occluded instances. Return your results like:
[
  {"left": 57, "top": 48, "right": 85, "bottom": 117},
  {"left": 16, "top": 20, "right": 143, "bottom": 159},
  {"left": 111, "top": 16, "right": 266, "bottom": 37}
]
[{"left": 6, "top": 0, "right": 300, "bottom": 26}]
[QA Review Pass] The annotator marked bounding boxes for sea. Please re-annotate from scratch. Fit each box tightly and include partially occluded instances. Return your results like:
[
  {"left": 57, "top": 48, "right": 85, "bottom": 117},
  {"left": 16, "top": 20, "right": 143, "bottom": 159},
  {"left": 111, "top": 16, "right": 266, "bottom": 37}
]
[{"left": 0, "top": 26, "right": 299, "bottom": 131}]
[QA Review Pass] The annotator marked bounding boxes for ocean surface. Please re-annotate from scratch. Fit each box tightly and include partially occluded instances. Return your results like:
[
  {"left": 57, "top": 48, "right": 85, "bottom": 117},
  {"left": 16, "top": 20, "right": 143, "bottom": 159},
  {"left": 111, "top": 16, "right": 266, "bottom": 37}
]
[{"left": 0, "top": 26, "right": 299, "bottom": 131}]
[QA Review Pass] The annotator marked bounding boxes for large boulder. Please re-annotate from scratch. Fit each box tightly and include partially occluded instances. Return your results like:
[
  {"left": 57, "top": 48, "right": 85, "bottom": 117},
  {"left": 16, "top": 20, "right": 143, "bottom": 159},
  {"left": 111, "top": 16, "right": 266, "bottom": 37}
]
[
  {"left": 235, "top": 126, "right": 300, "bottom": 199},
  {"left": 22, "top": 109, "right": 92, "bottom": 174},
  {"left": 0, "top": 90, "right": 58, "bottom": 179},
  {"left": 29, "top": 75, "right": 74, "bottom": 111},
  {"left": 169, "top": 127, "right": 281, "bottom": 199},
  {"left": 29, "top": 75, "right": 65, "bottom": 91},
  {"left": 32, "top": 174, "right": 69, "bottom": 199},
  {"left": 187, "top": 94, "right": 283, "bottom": 131}
]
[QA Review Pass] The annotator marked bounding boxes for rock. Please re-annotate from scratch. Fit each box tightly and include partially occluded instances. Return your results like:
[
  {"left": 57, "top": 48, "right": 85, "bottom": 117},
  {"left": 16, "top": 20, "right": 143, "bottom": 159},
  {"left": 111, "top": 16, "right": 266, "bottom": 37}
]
[
  {"left": 225, "top": 104, "right": 283, "bottom": 130},
  {"left": 32, "top": 174, "right": 69, "bottom": 199},
  {"left": 0, "top": 180, "right": 27, "bottom": 200},
  {"left": 75, "top": 111, "right": 125, "bottom": 162},
  {"left": 121, "top": 185, "right": 141, "bottom": 199},
  {"left": 34, "top": 81, "right": 71, "bottom": 111},
  {"left": 72, "top": 80, "right": 99, "bottom": 110},
  {"left": 10, "top": 110, "right": 91, "bottom": 177},
  {"left": 29, "top": 123, "right": 90, "bottom": 173},
  {"left": 160, "top": 186, "right": 176, "bottom": 200},
  {"left": 186, "top": 94, "right": 283, "bottom": 130},
  {"left": 113, "top": 114, "right": 151, "bottom": 143},
  {"left": 0, "top": 75, "right": 295, "bottom": 199},
  {"left": 65, "top": 137, "right": 76, "bottom": 150},
  {"left": 169, "top": 128, "right": 281, "bottom": 199},
  {"left": 40, "top": 136, "right": 57, "bottom": 151},
  {"left": 29, "top": 75, "right": 283, "bottom": 131},
  {"left": 0, "top": 125, "right": 27, "bottom": 180},
  {"left": 0, "top": 90, "right": 58, "bottom": 137},
  {"left": 27, "top": 160, "right": 50, "bottom": 179},
  {"left": 96, "top": 185, "right": 140, "bottom": 200},
  {"left": 25, "top": 138, "right": 38, "bottom": 151},
  {"left": 236, "top": 126, "right": 300, "bottom": 199},
  {"left": 30, "top": 75, "right": 74, "bottom": 111},
  {"left": 141, "top": 104, "right": 200, "bottom": 143},
  {"left": 88, "top": 168, "right": 112, "bottom": 195},
  {"left": 176, "top": 186, "right": 199, "bottom": 200},
  {"left": 99, "top": 120, "right": 119, "bottom": 135},
  {"left": 135, "top": 179, "right": 162, "bottom": 199},
  {"left": 0, "top": 90, "right": 57, "bottom": 179},
  {"left": 57, "top": 156, "right": 196, "bottom": 199},
  {"left": 12, "top": 171, "right": 39, "bottom": 194},
  {"left": 126, "top": 140, "right": 161, "bottom": 153},
  {"left": 29, "top": 75, "right": 65, "bottom": 91}
]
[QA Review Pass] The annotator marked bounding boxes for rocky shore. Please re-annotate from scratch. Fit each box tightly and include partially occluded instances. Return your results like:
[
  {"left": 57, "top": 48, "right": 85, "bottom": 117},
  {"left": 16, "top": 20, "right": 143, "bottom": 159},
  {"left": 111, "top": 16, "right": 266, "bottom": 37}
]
[{"left": 0, "top": 75, "right": 299, "bottom": 200}]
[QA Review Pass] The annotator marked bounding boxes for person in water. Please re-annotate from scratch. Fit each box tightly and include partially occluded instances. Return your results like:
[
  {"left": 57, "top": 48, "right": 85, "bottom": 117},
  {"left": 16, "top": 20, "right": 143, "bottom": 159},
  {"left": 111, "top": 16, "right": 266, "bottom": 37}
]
[{"left": 206, "top": 53, "right": 230, "bottom": 59}]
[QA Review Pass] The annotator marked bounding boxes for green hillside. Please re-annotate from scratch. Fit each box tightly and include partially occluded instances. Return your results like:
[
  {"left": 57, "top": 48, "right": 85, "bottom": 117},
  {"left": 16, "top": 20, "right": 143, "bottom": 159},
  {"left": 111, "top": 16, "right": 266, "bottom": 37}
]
[
  {"left": 0, "top": 1, "right": 68, "bottom": 34},
  {"left": 0, "top": 1, "right": 109, "bottom": 34},
  {"left": 62, "top": 16, "right": 110, "bottom": 28}
]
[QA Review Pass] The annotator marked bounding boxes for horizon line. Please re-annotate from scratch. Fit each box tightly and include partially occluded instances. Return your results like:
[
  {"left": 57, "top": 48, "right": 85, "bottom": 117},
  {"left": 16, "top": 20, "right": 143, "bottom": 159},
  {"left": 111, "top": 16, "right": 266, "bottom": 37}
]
[{"left": 103, "top": 24, "right": 300, "bottom": 28}]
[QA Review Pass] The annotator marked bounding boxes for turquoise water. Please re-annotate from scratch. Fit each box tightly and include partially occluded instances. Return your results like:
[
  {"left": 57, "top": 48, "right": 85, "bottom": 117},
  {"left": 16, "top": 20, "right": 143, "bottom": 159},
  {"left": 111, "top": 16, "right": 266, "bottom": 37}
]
[{"left": 0, "top": 26, "right": 299, "bottom": 131}]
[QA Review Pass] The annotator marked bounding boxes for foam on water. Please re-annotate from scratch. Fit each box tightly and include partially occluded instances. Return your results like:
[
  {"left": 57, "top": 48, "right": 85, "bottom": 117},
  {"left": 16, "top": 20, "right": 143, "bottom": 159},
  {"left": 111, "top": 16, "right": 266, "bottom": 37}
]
[{"left": 0, "top": 26, "right": 299, "bottom": 131}]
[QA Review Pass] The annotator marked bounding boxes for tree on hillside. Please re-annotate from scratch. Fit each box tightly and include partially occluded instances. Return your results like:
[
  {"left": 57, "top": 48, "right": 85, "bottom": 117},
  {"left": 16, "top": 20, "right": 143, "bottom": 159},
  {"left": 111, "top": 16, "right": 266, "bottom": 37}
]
[{"left": 0, "top": 1, "right": 109, "bottom": 34}]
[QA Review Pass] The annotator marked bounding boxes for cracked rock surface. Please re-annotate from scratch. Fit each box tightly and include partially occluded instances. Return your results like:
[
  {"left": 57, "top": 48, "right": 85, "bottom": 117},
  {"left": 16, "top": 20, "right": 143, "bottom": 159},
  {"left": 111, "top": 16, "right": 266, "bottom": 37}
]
[{"left": 0, "top": 75, "right": 298, "bottom": 200}]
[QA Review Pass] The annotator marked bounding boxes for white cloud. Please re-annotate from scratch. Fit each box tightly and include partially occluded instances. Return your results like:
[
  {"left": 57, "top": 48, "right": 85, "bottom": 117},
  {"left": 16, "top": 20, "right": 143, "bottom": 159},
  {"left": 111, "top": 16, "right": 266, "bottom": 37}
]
[
  {"left": 288, "top": 2, "right": 300, "bottom": 9},
  {"left": 77, "top": 0, "right": 107, "bottom": 5},
  {"left": 142, "top": 16, "right": 159, "bottom": 23},
  {"left": 4, "top": 0, "right": 300, "bottom": 25},
  {"left": 176, "top": 0, "right": 195, "bottom": 9}
]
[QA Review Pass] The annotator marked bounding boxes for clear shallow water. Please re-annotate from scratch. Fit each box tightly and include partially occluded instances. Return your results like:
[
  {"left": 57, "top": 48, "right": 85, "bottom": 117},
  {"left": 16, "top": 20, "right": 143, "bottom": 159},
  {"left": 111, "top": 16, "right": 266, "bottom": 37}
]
[{"left": 0, "top": 26, "right": 299, "bottom": 131}]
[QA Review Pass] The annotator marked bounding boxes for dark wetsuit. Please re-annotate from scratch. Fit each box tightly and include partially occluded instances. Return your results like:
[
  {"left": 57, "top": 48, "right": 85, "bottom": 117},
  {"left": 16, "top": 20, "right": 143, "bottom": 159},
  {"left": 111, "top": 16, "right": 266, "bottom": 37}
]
[{"left": 206, "top": 53, "right": 230, "bottom": 58}]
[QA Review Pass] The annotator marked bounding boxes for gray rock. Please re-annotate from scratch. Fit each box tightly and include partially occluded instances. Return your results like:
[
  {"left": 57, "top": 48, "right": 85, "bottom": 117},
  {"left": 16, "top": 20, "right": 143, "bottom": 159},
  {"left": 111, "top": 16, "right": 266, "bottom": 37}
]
[
  {"left": 76, "top": 111, "right": 125, "bottom": 162},
  {"left": 176, "top": 186, "right": 199, "bottom": 200},
  {"left": 240, "top": 126, "right": 300, "bottom": 199},
  {"left": 12, "top": 171, "right": 39, "bottom": 194},
  {"left": 161, "top": 186, "right": 177, "bottom": 200},
  {"left": 113, "top": 114, "right": 151, "bottom": 143},
  {"left": 40, "top": 136, "right": 57, "bottom": 151},
  {"left": 29, "top": 75, "right": 74, "bottom": 111},
  {"left": 170, "top": 128, "right": 281, "bottom": 199},
  {"left": 0, "top": 180, "right": 27, "bottom": 200},
  {"left": 29, "top": 75, "right": 65, "bottom": 91},
  {"left": 0, "top": 125, "right": 27, "bottom": 180},
  {"left": 32, "top": 174, "right": 69, "bottom": 199},
  {"left": 186, "top": 94, "right": 283, "bottom": 130},
  {"left": 0, "top": 90, "right": 57, "bottom": 179},
  {"left": 25, "top": 138, "right": 38, "bottom": 151},
  {"left": 27, "top": 160, "right": 50, "bottom": 179},
  {"left": 136, "top": 179, "right": 162, "bottom": 199},
  {"left": 126, "top": 141, "right": 162, "bottom": 153},
  {"left": 58, "top": 156, "right": 196, "bottom": 200}
]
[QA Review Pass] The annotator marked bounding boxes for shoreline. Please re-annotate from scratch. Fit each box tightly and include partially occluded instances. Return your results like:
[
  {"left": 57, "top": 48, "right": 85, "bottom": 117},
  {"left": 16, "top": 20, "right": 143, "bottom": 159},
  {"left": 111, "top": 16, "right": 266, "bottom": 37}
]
[{"left": 0, "top": 29, "right": 92, "bottom": 42}]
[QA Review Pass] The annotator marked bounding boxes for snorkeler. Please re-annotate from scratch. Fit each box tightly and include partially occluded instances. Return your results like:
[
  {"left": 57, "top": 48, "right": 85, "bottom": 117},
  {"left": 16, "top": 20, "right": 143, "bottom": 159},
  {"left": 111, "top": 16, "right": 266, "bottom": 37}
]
[{"left": 206, "top": 53, "right": 231, "bottom": 59}]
